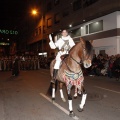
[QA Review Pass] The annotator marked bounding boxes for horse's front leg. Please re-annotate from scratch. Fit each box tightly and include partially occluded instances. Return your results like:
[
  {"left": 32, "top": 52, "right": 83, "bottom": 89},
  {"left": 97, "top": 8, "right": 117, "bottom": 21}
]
[
  {"left": 78, "top": 86, "right": 87, "bottom": 112},
  {"left": 67, "top": 84, "right": 75, "bottom": 117},
  {"left": 59, "top": 82, "right": 66, "bottom": 102}
]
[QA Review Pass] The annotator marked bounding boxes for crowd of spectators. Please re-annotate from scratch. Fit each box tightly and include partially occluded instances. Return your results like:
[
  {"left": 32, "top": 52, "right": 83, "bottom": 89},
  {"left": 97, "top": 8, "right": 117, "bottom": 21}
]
[
  {"left": 86, "top": 54, "right": 120, "bottom": 81},
  {"left": 0, "top": 53, "right": 120, "bottom": 81},
  {"left": 0, "top": 55, "right": 53, "bottom": 72}
]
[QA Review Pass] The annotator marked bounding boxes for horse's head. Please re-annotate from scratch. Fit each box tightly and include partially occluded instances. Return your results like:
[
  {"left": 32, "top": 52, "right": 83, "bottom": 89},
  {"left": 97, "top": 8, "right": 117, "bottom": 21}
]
[{"left": 79, "top": 38, "right": 93, "bottom": 68}]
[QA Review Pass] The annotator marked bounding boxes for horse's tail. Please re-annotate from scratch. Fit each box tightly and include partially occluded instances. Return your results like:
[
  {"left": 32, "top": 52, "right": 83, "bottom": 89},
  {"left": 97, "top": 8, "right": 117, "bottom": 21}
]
[{"left": 46, "top": 80, "right": 58, "bottom": 96}]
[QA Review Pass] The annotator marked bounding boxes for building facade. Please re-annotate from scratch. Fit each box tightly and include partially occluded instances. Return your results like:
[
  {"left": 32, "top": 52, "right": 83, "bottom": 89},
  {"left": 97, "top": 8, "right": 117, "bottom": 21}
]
[{"left": 27, "top": 0, "right": 120, "bottom": 56}]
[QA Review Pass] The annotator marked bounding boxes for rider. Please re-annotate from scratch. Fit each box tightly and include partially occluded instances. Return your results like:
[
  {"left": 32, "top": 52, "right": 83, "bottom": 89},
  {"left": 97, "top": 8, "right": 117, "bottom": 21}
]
[{"left": 49, "top": 29, "right": 75, "bottom": 83}]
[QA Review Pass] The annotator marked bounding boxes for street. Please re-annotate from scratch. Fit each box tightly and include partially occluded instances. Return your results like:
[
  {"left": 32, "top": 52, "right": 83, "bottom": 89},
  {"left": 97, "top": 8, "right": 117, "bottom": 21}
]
[{"left": 0, "top": 69, "right": 120, "bottom": 120}]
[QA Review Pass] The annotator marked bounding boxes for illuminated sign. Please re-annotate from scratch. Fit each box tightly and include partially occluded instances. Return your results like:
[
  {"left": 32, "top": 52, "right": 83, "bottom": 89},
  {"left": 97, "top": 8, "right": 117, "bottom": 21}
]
[
  {"left": 38, "top": 52, "right": 47, "bottom": 55},
  {"left": 0, "top": 42, "right": 10, "bottom": 45},
  {"left": 0, "top": 29, "right": 18, "bottom": 35}
]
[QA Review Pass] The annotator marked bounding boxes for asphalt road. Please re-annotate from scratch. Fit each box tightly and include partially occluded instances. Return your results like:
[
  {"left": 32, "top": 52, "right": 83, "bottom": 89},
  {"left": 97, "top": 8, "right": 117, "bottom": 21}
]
[{"left": 0, "top": 69, "right": 120, "bottom": 120}]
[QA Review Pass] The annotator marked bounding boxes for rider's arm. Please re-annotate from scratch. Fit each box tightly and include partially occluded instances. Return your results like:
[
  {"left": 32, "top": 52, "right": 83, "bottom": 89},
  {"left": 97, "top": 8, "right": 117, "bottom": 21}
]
[
  {"left": 49, "top": 34, "right": 56, "bottom": 49},
  {"left": 54, "top": 38, "right": 60, "bottom": 48},
  {"left": 49, "top": 41, "right": 56, "bottom": 49}
]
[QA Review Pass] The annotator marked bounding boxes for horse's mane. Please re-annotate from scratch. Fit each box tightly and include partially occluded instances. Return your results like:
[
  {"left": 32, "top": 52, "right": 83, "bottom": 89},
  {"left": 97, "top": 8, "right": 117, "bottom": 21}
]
[
  {"left": 69, "top": 40, "right": 93, "bottom": 58},
  {"left": 85, "top": 41, "right": 93, "bottom": 58}
]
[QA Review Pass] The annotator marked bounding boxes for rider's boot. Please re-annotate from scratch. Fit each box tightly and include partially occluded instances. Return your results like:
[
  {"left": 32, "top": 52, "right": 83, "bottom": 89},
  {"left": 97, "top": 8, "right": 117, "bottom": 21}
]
[{"left": 51, "top": 69, "right": 58, "bottom": 83}]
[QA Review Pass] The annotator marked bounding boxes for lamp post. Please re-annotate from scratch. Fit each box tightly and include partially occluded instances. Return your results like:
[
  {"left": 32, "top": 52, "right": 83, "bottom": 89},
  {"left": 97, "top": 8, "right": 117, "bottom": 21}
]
[
  {"left": 31, "top": 9, "right": 40, "bottom": 54},
  {"left": 31, "top": 5, "right": 44, "bottom": 56}
]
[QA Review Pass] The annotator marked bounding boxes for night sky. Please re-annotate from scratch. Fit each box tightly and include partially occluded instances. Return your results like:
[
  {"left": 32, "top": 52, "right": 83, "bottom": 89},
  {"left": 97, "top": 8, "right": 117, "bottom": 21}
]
[
  {"left": 0, "top": 0, "right": 41, "bottom": 44},
  {"left": 0, "top": 0, "right": 40, "bottom": 29}
]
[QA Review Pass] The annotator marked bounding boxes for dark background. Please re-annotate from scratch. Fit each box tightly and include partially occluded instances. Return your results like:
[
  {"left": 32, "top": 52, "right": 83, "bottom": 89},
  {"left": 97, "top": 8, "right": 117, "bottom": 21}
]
[
  {"left": 0, "top": 0, "right": 40, "bottom": 29},
  {"left": 0, "top": 0, "right": 41, "bottom": 55}
]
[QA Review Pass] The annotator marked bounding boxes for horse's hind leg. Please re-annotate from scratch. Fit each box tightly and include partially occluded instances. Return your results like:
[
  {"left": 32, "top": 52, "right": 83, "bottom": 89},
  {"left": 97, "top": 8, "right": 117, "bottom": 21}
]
[
  {"left": 59, "top": 82, "right": 66, "bottom": 102},
  {"left": 78, "top": 86, "right": 87, "bottom": 112},
  {"left": 52, "top": 83, "right": 55, "bottom": 102},
  {"left": 51, "top": 80, "right": 58, "bottom": 102}
]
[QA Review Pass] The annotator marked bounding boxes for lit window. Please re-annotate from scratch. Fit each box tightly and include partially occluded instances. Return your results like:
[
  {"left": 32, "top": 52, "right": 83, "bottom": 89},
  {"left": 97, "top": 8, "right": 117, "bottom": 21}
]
[{"left": 89, "top": 20, "right": 103, "bottom": 33}]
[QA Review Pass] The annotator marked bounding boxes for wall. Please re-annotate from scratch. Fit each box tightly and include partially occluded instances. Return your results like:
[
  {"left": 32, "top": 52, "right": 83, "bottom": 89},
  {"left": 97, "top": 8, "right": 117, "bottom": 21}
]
[
  {"left": 117, "top": 36, "right": 120, "bottom": 54},
  {"left": 70, "top": 12, "right": 120, "bottom": 56},
  {"left": 117, "top": 11, "right": 120, "bottom": 28},
  {"left": 93, "top": 37, "right": 117, "bottom": 55}
]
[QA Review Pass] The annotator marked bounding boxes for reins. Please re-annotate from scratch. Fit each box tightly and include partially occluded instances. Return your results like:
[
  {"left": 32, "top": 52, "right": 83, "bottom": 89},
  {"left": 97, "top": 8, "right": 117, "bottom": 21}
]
[
  {"left": 69, "top": 54, "right": 82, "bottom": 65},
  {"left": 63, "top": 54, "right": 82, "bottom": 74}
]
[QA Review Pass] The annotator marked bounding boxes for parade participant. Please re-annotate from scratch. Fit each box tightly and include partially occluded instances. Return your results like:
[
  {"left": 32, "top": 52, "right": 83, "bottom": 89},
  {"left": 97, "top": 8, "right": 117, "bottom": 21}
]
[
  {"left": 49, "top": 29, "right": 75, "bottom": 83},
  {"left": 12, "top": 55, "right": 20, "bottom": 76}
]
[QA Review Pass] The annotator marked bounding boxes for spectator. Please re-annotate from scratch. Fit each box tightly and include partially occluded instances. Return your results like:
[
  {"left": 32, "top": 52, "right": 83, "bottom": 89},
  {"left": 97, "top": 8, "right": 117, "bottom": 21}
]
[{"left": 113, "top": 57, "right": 120, "bottom": 81}]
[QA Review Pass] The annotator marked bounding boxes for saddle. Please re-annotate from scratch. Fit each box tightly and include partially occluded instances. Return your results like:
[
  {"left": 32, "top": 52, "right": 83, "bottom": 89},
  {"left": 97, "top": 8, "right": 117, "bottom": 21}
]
[{"left": 60, "top": 54, "right": 69, "bottom": 61}]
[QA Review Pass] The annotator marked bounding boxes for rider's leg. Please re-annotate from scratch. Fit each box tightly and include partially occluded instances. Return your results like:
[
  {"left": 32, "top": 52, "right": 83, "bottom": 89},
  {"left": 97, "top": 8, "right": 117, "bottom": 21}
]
[
  {"left": 51, "top": 51, "right": 66, "bottom": 83},
  {"left": 53, "top": 69, "right": 58, "bottom": 79},
  {"left": 51, "top": 60, "right": 61, "bottom": 83}
]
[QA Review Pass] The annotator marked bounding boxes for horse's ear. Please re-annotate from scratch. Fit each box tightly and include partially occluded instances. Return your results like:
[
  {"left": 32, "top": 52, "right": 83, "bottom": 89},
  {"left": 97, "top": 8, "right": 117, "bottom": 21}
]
[
  {"left": 89, "top": 40, "right": 93, "bottom": 44},
  {"left": 80, "top": 37, "right": 85, "bottom": 44}
]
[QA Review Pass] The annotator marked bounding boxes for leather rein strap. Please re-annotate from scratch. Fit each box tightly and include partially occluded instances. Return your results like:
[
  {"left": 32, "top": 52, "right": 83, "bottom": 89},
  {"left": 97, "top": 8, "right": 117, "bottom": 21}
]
[{"left": 63, "top": 54, "right": 82, "bottom": 74}]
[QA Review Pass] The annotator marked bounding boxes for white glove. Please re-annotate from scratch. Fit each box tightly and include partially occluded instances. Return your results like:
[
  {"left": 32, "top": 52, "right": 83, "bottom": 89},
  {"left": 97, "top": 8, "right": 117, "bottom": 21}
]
[
  {"left": 49, "top": 34, "right": 52, "bottom": 41},
  {"left": 49, "top": 34, "right": 56, "bottom": 49},
  {"left": 49, "top": 41, "right": 56, "bottom": 49}
]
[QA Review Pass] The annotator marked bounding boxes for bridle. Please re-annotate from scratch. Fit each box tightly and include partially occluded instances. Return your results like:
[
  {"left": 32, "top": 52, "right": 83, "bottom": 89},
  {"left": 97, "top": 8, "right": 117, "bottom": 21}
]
[
  {"left": 63, "top": 43, "right": 87, "bottom": 73},
  {"left": 69, "top": 43, "right": 87, "bottom": 65},
  {"left": 69, "top": 54, "right": 82, "bottom": 65}
]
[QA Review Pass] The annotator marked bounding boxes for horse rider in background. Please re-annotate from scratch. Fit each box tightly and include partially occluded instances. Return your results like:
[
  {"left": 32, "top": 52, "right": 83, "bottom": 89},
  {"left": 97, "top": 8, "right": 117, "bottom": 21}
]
[{"left": 49, "top": 29, "right": 75, "bottom": 83}]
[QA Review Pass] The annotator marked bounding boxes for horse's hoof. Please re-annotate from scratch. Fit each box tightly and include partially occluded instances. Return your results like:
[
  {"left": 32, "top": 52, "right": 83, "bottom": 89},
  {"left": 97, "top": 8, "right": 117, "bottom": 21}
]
[
  {"left": 78, "top": 93, "right": 82, "bottom": 97},
  {"left": 74, "top": 96, "right": 77, "bottom": 99},
  {"left": 52, "top": 98, "right": 55, "bottom": 103},
  {"left": 74, "top": 94, "right": 77, "bottom": 99},
  {"left": 69, "top": 111, "right": 75, "bottom": 117},
  {"left": 77, "top": 106, "right": 83, "bottom": 112},
  {"left": 62, "top": 98, "right": 66, "bottom": 102}
]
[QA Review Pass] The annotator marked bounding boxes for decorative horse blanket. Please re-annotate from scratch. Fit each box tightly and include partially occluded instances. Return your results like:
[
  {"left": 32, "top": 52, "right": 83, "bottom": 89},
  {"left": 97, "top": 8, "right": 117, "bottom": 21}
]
[{"left": 63, "top": 70, "right": 84, "bottom": 95}]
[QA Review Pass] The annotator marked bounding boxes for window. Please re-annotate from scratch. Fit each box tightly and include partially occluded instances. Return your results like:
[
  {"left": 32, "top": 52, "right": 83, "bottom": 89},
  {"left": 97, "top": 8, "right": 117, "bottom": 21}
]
[
  {"left": 83, "top": 0, "right": 98, "bottom": 8},
  {"left": 54, "top": 0, "right": 60, "bottom": 5},
  {"left": 73, "top": 0, "right": 82, "bottom": 11},
  {"left": 54, "top": 13, "right": 60, "bottom": 24},
  {"left": 43, "top": 26, "right": 46, "bottom": 33},
  {"left": 89, "top": 20, "right": 103, "bottom": 34},
  {"left": 62, "top": 8, "right": 69, "bottom": 17},
  {"left": 85, "top": 25, "right": 88, "bottom": 34},
  {"left": 99, "top": 50, "right": 106, "bottom": 56},
  {"left": 47, "top": 2, "right": 52, "bottom": 11},
  {"left": 47, "top": 18, "right": 52, "bottom": 28},
  {"left": 71, "top": 28, "right": 81, "bottom": 37},
  {"left": 35, "top": 28, "right": 38, "bottom": 36},
  {"left": 38, "top": 26, "right": 41, "bottom": 35}
]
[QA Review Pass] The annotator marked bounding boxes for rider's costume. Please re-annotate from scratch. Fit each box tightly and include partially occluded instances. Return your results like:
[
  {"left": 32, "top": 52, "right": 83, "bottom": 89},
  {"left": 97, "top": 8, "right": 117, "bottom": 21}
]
[{"left": 49, "top": 35, "right": 75, "bottom": 82}]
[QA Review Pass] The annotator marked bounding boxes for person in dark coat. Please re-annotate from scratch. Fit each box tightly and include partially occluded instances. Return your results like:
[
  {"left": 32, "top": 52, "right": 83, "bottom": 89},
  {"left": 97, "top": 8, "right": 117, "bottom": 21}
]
[{"left": 12, "top": 55, "right": 20, "bottom": 76}]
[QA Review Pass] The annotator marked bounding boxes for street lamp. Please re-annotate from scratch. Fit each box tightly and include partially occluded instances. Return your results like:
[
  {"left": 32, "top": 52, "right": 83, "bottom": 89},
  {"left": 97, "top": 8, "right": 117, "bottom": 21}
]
[{"left": 31, "top": 9, "right": 38, "bottom": 16}]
